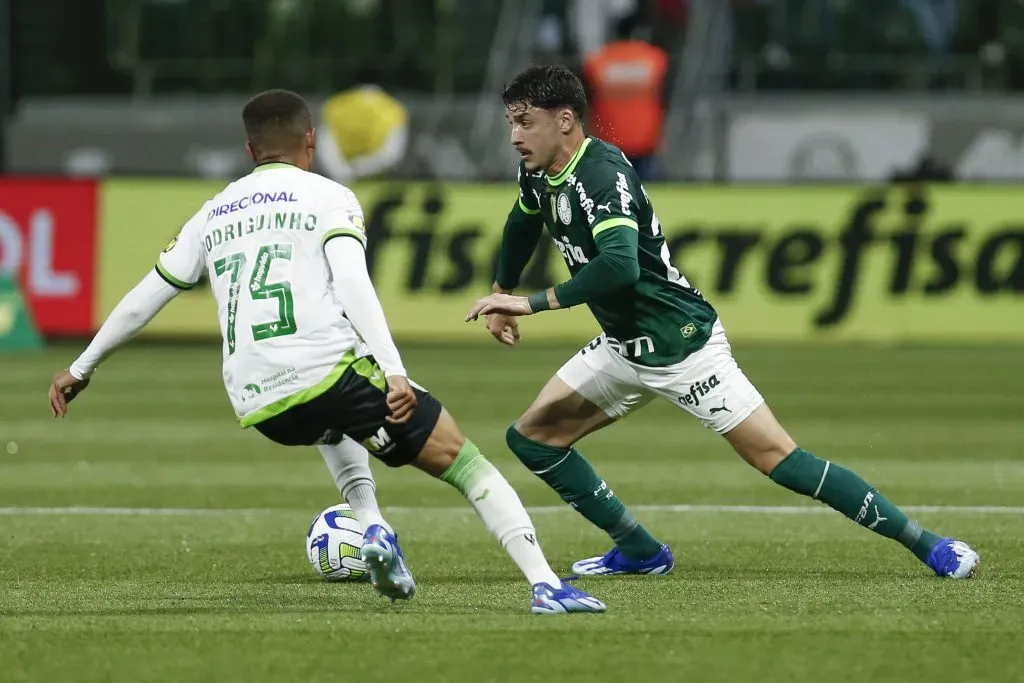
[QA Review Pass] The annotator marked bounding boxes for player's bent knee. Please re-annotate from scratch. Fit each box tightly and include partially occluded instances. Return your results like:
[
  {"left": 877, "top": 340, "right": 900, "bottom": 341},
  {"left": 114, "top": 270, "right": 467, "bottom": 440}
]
[
  {"left": 413, "top": 409, "right": 466, "bottom": 478},
  {"left": 510, "top": 414, "right": 541, "bottom": 443},
  {"left": 512, "top": 374, "right": 610, "bottom": 448},
  {"left": 512, "top": 399, "right": 589, "bottom": 448},
  {"left": 723, "top": 404, "right": 797, "bottom": 475},
  {"left": 506, "top": 423, "right": 535, "bottom": 462},
  {"left": 748, "top": 444, "right": 794, "bottom": 476},
  {"left": 505, "top": 422, "right": 540, "bottom": 456},
  {"left": 511, "top": 416, "right": 574, "bottom": 450},
  {"left": 505, "top": 423, "right": 520, "bottom": 449},
  {"left": 506, "top": 423, "right": 571, "bottom": 472},
  {"left": 729, "top": 436, "right": 794, "bottom": 476}
]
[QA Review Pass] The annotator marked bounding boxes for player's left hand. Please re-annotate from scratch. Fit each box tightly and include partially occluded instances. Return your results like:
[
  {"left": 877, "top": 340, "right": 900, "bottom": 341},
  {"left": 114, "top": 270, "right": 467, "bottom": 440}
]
[
  {"left": 48, "top": 369, "right": 90, "bottom": 418},
  {"left": 385, "top": 375, "right": 417, "bottom": 425},
  {"left": 465, "top": 293, "right": 532, "bottom": 321},
  {"left": 486, "top": 313, "right": 520, "bottom": 345}
]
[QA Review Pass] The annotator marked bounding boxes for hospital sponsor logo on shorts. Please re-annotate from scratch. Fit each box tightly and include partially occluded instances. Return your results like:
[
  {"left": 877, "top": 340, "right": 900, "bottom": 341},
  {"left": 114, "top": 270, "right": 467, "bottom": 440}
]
[
  {"left": 241, "top": 383, "right": 262, "bottom": 402},
  {"left": 679, "top": 374, "right": 721, "bottom": 408}
]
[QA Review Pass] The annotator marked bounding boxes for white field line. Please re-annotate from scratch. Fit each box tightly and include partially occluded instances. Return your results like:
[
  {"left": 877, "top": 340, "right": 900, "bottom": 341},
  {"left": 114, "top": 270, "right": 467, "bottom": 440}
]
[{"left": 1, "top": 504, "right": 1023, "bottom": 516}]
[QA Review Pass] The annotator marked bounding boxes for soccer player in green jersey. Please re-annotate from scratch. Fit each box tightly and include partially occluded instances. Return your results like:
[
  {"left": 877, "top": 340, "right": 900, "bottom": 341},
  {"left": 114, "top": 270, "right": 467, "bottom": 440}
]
[{"left": 466, "top": 65, "right": 980, "bottom": 579}]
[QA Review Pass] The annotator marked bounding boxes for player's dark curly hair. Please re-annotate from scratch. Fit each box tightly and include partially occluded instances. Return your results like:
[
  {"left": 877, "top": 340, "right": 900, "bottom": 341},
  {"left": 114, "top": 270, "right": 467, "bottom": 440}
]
[
  {"left": 502, "top": 65, "right": 587, "bottom": 122},
  {"left": 242, "top": 89, "right": 311, "bottom": 155}
]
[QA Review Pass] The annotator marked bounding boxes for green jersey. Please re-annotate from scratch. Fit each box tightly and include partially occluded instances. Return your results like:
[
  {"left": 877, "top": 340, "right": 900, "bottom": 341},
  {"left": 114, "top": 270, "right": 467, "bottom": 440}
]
[{"left": 515, "top": 137, "right": 717, "bottom": 366}]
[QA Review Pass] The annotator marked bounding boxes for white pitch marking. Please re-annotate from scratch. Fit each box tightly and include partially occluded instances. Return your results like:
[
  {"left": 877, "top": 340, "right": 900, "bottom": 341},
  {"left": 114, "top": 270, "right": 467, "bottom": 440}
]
[{"left": 1, "top": 504, "right": 1023, "bottom": 516}]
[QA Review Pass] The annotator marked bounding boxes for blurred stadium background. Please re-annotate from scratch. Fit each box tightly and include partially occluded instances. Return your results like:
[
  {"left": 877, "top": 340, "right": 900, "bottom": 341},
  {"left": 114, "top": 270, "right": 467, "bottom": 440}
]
[
  {"left": 8, "top": 0, "right": 1024, "bottom": 181},
  {"left": 2, "top": 2, "right": 1023, "bottom": 683}
]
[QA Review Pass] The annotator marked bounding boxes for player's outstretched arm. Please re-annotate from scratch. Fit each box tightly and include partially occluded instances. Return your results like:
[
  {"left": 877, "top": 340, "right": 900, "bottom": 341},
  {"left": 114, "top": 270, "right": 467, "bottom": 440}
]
[
  {"left": 466, "top": 227, "right": 640, "bottom": 320},
  {"left": 49, "top": 271, "right": 182, "bottom": 417},
  {"left": 495, "top": 196, "right": 544, "bottom": 294},
  {"left": 323, "top": 236, "right": 415, "bottom": 424},
  {"left": 483, "top": 194, "right": 545, "bottom": 345}
]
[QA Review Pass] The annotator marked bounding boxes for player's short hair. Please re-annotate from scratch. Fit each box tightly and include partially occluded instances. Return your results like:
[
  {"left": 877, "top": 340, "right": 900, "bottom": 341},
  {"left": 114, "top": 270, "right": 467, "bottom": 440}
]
[
  {"left": 502, "top": 65, "right": 587, "bottom": 122},
  {"left": 242, "top": 89, "right": 312, "bottom": 154}
]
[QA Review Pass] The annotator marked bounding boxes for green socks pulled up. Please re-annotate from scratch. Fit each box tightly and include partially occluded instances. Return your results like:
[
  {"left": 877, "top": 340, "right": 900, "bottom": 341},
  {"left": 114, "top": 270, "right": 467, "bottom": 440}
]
[
  {"left": 770, "top": 448, "right": 941, "bottom": 561},
  {"left": 506, "top": 425, "right": 662, "bottom": 560}
]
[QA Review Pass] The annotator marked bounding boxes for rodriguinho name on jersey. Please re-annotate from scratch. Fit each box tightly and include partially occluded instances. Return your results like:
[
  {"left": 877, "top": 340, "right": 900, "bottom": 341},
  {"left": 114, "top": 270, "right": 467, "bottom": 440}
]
[{"left": 204, "top": 211, "right": 317, "bottom": 252}]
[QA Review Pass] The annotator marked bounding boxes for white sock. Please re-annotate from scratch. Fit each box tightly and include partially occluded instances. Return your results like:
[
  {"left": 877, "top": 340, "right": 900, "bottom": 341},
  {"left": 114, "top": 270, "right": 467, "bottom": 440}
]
[
  {"left": 504, "top": 533, "right": 561, "bottom": 588},
  {"left": 343, "top": 480, "right": 390, "bottom": 534},
  {"left": 441, "top": 442, "right": 562, "bottom": 588},
  {"left": 318, "top": 439, "right": 391, "bottom": 534}
]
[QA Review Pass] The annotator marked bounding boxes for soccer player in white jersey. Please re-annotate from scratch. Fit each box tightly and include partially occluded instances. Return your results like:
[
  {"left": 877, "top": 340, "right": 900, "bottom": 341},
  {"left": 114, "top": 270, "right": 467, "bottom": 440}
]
[{"left": 47, "top": 89, "right": 605, "bottom": 615}]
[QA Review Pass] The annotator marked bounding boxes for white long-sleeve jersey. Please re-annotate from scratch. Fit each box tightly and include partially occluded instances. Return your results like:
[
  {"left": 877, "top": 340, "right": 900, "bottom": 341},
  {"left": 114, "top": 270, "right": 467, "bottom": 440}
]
[{"left": 70, "top": 162, "right": 406, "bottom": 427}]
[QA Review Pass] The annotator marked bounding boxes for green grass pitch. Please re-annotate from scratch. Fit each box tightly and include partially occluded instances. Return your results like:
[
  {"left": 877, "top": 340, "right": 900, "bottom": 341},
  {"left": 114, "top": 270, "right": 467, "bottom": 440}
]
[{"left": 2, "top": 341, "right": 1023, "bottom": 683}]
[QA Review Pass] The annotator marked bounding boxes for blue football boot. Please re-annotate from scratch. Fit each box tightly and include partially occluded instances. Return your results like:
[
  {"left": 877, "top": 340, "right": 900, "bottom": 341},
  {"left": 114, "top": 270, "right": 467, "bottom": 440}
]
[
  {"left": 571, "top": 544, "right": 674, "bottom": 576},
  {"left": 531, "top": 582, "right": 607, "bottom": 615},
  {"left": 926, "top": 538, "right": 980, "bottom": 579},
  {"left": 360, "top": 524, "right": 416, "bottom": 601}
]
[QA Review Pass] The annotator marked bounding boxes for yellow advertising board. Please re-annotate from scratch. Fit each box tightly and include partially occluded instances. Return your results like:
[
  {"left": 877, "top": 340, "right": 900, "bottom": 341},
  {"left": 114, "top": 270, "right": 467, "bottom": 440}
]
[
  {"left": 650, "top": 184, "right": 1024, "bottom": 342},
  {"left": 98, "top": 180, "right": 222, "bottom": 336},
  {"left": 97, "top": 180, "right": 1024, "bottom": 342}
]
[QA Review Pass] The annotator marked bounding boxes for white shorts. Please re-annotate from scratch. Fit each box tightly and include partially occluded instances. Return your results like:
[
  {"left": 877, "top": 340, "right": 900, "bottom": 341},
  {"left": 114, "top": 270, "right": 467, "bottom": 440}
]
[{"left": 556, "top": 320, "right": 765, "bottom": 434}]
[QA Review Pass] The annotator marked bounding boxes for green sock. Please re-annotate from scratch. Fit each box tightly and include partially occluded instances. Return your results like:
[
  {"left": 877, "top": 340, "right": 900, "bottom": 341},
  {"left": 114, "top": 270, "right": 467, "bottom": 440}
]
[
  {"left": 770, "top": 448, "right": 942, "bottom": 561},
  {"left": 506, "top": 425, "right": 662, "bottom": 560}
]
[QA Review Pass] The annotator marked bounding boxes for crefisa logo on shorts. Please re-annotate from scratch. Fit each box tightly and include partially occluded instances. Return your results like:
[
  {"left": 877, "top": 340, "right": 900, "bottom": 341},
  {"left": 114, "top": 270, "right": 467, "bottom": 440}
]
[{"left": 680, "top": 374, "right": 720, "bottom": 407}]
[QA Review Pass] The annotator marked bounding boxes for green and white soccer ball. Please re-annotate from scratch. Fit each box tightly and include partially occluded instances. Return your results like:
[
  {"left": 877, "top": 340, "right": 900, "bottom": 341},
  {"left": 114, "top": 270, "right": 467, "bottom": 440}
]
[{"left": 306, "top": 504, "right": 370, "bottom": 582}]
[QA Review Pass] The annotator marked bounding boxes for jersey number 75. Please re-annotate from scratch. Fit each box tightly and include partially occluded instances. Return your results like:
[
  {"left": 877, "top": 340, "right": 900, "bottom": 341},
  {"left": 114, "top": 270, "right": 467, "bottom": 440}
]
[{"left": 213, "top": 243, "right": 297, "bottom": 354}]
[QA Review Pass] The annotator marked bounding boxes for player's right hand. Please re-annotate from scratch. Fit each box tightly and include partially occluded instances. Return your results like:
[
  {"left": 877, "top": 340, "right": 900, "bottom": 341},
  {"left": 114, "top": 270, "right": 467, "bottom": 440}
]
[
  {"left": 485, "top": 313, "right": 520, "bottom": 346},
  {"left": 48, "top": 369, "right": 90, "bottom": 418},
  {"left": 385, "top": 375, "right": 417, "bottom": 425}
]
